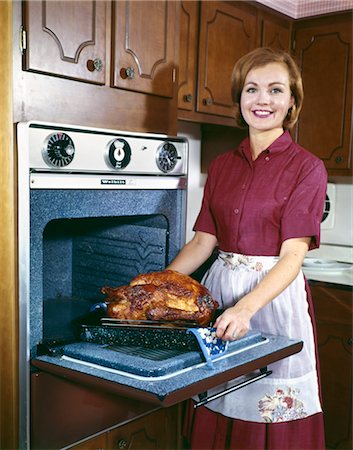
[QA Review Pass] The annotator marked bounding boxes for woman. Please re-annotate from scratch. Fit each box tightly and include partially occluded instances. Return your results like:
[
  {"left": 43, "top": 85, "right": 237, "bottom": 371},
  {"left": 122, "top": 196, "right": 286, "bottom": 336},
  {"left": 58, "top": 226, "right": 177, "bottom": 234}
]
[{"left": 168, "top": 47, "right": 327, "bottom": 449}]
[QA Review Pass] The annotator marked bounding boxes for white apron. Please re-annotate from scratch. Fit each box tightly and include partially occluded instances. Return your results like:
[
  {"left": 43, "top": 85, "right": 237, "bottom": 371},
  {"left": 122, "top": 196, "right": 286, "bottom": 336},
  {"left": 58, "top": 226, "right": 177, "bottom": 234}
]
[{"left": 199, "top": 251, "right": 322, "bottom": 423}]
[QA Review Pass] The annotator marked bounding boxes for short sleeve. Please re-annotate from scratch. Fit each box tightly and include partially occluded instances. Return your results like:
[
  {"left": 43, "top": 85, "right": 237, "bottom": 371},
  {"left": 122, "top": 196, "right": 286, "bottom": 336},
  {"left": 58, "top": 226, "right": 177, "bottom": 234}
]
[
  {"left": 281, "top": 159, "right": 327, "bottom": 250},
  {"left": 193, "top": 162, "right": 217, "bottom": 236}
]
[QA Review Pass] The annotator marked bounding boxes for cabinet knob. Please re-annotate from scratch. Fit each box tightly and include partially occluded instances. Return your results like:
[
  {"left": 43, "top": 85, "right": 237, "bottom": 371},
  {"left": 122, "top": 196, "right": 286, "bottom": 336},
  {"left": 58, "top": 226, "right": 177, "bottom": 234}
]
[
  {"left": 184, "top": 94, "right": 193, "bottom": 103},
  {"left": 117, "top": 438, "right": 128, "bottom": 449},
  {"left": 203, "top": 98, "right": 213, "bottom": 106},
  {"left": 335, "top": 155, "right": 343, "bottom": 164},
  {"left": 120, "top": 67, "right": 135, "bottom": 80},
  {"left": 86, "top": 58, "right": 104, "bottom": 72}
]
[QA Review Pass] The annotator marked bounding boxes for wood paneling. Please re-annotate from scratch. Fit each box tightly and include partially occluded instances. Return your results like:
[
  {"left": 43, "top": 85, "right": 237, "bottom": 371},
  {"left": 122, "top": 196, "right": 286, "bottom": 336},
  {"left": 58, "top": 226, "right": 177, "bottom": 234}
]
[{"left": 0, "top": 1, "right": 18, "bottom": 449}]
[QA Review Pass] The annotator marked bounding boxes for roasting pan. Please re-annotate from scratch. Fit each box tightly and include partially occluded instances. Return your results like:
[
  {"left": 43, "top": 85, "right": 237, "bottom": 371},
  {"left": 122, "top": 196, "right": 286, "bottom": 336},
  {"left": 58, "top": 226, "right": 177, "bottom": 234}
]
[{"left": 80, "top": 318, "right": 206, "bottom": 351}]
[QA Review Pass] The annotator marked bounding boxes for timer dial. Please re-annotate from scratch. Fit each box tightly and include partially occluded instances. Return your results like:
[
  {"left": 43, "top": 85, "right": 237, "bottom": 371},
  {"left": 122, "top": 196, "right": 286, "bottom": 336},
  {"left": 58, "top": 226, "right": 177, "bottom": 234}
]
[
  {"left": 106, "top": 139, "right": 132, "bottom": 169},
  {"left": 156, "top": 142, "right": 179, "bottom": 173},
  {"left": 42, "top": 132, "right": 75, "bottom": 167}
]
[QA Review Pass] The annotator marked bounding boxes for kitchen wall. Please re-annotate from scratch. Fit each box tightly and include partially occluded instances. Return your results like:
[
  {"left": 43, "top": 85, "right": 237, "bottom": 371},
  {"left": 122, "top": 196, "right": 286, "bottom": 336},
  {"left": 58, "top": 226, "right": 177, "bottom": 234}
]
[{"left": 178, "top": 121, "right": 206, "bottom": 243}]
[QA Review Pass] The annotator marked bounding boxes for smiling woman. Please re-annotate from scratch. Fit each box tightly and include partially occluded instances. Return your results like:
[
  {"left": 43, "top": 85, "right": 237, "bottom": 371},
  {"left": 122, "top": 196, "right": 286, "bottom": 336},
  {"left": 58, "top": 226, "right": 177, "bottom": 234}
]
[{"left": 167, "top": 47, "right": 327, "bottom": 450}]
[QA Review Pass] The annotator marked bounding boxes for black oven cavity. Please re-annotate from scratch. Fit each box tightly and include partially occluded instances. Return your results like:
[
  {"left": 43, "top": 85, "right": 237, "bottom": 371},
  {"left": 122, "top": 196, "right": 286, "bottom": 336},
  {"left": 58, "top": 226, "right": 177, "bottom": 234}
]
[{"left": 30, "top": 188, "right": 186, "bottom": 358}]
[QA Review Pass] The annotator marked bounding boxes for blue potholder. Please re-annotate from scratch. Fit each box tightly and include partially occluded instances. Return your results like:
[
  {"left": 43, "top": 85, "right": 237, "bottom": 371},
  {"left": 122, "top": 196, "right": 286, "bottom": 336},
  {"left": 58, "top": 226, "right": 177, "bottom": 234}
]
[{"left": 187, "top": 327, "right": 229, "bottom": 369}]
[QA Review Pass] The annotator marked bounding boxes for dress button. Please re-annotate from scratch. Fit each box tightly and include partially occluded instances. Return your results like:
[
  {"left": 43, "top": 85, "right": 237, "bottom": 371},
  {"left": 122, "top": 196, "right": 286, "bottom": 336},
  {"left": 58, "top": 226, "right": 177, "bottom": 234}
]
[
  {"left": 241, "top": 184, "right": 246, "bottom": 189},
  {"left": 234, "top": 208, "right": 239, "bottom": 214},
  {"left": 265, "top": 156, "right": 270, "bottom": 161}
]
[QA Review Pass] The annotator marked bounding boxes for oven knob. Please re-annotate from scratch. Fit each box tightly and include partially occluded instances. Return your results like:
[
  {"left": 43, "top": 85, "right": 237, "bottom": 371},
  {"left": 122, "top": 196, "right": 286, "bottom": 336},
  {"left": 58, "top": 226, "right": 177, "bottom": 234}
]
[
  {"left": 42, "top": 132, "right": 75, "bottom": 167},
  {"left": 106, "top": 139, "right": 131, "bottom": 169},
  {"left": 156, "top": 142, "right": 180, "bottom": 173}
]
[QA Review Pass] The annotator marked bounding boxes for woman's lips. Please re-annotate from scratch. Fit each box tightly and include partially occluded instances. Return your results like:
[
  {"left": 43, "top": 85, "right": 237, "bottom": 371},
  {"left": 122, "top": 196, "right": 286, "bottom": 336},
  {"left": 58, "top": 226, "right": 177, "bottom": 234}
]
[{"left": 252, "top": 110, "right": 273, "bottom": 118}]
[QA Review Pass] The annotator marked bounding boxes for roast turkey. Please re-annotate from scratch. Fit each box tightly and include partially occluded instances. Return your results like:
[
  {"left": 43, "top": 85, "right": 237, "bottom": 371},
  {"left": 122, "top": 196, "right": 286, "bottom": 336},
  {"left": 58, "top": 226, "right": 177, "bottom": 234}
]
[{"left": 102, "top": 270, "right": 219, "bottom": 326}]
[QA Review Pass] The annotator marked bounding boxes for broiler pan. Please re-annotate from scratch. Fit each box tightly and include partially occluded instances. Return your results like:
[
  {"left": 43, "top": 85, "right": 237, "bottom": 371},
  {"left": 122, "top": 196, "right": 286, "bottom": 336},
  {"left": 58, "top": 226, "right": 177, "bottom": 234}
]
[{"left": 80, "top": 318, "right": 203, "bottom": 351}]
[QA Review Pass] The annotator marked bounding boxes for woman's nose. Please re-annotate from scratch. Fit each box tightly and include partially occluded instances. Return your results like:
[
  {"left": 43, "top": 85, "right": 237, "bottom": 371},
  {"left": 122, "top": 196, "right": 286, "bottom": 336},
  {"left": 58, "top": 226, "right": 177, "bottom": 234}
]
[{"left": 257, "top": 90, "right": 270, "bottom": 104}]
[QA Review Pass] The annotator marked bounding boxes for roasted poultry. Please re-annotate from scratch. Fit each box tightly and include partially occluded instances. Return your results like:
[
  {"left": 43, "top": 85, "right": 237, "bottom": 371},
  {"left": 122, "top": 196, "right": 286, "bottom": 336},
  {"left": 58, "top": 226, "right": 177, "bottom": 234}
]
[{"left": 102, "top": 270, "right": 219, "bottom": 326}]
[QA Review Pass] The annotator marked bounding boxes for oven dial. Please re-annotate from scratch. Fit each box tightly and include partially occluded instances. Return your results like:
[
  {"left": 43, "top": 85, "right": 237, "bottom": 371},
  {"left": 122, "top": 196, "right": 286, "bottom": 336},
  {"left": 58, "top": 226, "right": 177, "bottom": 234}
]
[
  {"left": 42, "top": 132, "right": 75, "bottom": 167},
  {"left": 156, "top": 142, "right": 179, "bottom": 173},
  {"left": 106, "top": 138, "right": 131, "bottom": 169}
]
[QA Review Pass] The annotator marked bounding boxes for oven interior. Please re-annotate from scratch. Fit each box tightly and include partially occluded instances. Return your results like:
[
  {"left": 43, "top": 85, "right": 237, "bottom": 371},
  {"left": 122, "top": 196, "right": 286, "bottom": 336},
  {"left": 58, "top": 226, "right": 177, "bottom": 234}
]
[{"left": 40, "top": 213, "right": 171, "bottom": 340}]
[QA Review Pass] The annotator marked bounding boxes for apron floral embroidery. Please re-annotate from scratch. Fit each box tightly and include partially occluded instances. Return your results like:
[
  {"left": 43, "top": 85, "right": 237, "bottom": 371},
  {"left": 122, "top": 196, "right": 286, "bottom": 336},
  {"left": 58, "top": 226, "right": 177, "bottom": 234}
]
[{"left": 258, "top": 387, "right": 307, "bottom": 422}]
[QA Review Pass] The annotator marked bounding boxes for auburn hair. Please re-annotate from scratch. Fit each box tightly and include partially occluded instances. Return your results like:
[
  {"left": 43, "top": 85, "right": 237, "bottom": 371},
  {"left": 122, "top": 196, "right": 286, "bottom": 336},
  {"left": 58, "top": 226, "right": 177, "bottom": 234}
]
[{"left": 231, "top": 47, "right": 303, "bottom": 130}]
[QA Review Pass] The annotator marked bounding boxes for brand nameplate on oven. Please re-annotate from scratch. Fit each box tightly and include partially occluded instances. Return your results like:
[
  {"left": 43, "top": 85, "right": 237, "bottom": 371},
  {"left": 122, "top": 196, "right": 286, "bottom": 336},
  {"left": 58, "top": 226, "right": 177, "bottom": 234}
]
[{"left": 101, "top": 179, "right": 127, "bottom": 185}]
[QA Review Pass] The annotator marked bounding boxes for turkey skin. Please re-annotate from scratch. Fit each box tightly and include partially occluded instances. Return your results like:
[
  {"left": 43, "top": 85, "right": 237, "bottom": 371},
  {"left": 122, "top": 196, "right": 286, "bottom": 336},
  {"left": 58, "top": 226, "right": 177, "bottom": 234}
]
[{"left": 102, "top": 270, "right": 219, "bottom": 326}]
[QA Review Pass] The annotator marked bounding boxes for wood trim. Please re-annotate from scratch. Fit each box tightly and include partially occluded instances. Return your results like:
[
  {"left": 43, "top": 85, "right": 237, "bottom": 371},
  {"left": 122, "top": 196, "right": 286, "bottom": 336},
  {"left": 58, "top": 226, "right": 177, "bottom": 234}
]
[{"left": 0, "top": 1, "right": 18, "bottom": 449}]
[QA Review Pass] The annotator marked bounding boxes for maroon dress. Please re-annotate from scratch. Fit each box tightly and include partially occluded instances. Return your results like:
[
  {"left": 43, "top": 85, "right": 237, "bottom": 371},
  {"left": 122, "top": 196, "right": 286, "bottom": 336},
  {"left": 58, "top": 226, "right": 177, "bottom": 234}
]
[{"left": 184, "top": 131, "right": 327, "bottom": 449}]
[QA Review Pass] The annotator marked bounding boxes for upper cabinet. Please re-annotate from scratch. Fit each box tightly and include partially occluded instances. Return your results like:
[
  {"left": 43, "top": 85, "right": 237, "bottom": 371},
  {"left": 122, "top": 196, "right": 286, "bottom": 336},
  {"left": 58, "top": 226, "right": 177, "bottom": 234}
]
[
  {"left": 196, "top": 1, "right": 257, "bottom": 118},
  {"left": 17, "top": 0, "right": 180, "bottom": 134},
  {"left": 23, "top": 0, "right": 107, "bottom": 84},
  {"left": 111, "top": 0, "right": 178, "bottom": 98},
  {"left": 293, "top": 12, "right": 352, "bottom": 175},
  {"left": 178, "top": 1, "right": 291, "bottom": 125},
  {"left": 258, "top": 9, "right": 291, "bottom": 51},
  {"left": 178, "top": 1, "right": 258, "bottom": 125},
  {"left": 23, "top": 0, "right": 178, "bottom": 98},
  {"left": 178, "top": 1, "right": 200, "bottom": 113}
]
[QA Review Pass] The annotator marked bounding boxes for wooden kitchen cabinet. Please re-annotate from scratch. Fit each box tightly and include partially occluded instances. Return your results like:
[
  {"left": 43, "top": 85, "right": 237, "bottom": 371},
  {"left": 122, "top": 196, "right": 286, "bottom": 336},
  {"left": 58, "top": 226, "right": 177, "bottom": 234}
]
[
  {"left": 32, "top": 370, "right": 181, "bottom": 449},
  {"left": 178, "top": 0, "right": 200, "bottom": 113},
  {"left": 178, "top": 1, "right": 257, "bottom": 125},
  {"left": 112, "top": 0, "right": 178, "bottom": 98},
  {"left": 258, "top": 9, "right": 292, "bottom": 51},
  {"left": 106, "top": 407, "right": 179, "bottom": 450},
  {"left": 178, "top": 1, "right": 291, "bottom": 126},
  {"left": 15, "top": 1, "right": 180, "bottom": 134},
  {"left": 23, "top": 0, "right": 107, "bottom": 84},
  {"left": 23, "top": 0, "right": 178, "bottom": 98},
  {"left": 293, "top": 12, "right": 352, "bottom": 175},
  {"left": 196, "top": 1, "right": 257, "bottom": 118},
  {"left": 65, "top": 406, "right": 180, "bottom": 450},
  {"left": 310, "top": 282, "right": 352, "bottom": 449}
]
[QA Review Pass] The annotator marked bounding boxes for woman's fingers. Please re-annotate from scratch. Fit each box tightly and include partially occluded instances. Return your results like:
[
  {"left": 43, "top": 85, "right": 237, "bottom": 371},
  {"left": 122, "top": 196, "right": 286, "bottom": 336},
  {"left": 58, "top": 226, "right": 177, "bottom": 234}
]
[{"left": 214, "top": 307, "right": 250, "bottom": 341}]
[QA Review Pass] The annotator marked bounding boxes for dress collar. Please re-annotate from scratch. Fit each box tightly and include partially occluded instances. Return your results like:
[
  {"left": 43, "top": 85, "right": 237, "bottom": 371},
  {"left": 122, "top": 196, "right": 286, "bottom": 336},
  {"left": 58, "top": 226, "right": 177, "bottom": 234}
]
[{"left": 238, "top": 130, "right": 293, "bottom": 161}]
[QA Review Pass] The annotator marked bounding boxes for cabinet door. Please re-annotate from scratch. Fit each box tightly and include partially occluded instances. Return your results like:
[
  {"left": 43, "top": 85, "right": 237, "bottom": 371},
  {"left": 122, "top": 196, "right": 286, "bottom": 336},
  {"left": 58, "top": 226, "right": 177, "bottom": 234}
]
[
  {"left": 112, "top": 0, "right": 178, "bottom": 98},
  {"left": 107, "top": 407, "right": 179, "bottom": 450},
  {"left": 311, "top": 282, "right": 352, "bottom": 449},
  {"left": 24, "top": 0, "right": 107, "bottom": 84},
  {"left": 178, "top": 1, "right": 199, "bottom": 111},
  {"left": 260, "top": 11, "right": 291, "bottom": 51},
  {"left": 293, "top": 13, "right": 352, "bottom": 174},
  {"left": 197, "top": 1, "right": 257, "bottom": 117}
]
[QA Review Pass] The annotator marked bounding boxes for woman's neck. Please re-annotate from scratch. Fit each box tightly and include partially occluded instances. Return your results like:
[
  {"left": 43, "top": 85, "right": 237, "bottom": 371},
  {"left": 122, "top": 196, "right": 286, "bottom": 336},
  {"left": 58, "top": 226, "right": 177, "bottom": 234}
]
[{"left": 249, "top": 128, "right": 284, "bottom": 160}]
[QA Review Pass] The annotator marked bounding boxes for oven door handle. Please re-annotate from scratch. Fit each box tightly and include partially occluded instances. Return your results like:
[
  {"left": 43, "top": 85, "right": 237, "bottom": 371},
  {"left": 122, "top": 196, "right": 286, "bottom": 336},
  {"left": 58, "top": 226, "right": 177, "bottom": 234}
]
[{"left": 194, "top": 367, "right": 272, "bottom": 408}]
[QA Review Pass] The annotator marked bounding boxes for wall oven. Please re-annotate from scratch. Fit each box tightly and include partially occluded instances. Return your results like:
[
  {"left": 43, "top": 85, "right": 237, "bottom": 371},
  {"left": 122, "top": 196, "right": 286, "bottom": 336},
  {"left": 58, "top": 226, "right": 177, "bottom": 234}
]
[
  {"left": 17, "top": 121, "right": 303, "bottom": 449},
  {"left": 17, "top": 121, "right": 188, "bottom": 447}
]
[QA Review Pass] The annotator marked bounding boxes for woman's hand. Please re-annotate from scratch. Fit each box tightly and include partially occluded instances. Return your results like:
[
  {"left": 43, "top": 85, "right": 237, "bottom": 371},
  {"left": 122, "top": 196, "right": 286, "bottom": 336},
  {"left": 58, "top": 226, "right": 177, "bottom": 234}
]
[{"left": 214, "top": 303, "right": 253, "bottom": 341}]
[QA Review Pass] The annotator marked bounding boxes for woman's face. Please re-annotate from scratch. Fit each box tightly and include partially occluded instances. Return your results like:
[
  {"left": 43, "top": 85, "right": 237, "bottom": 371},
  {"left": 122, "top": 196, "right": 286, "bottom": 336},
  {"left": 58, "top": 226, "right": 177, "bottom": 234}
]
[{"left": 240, "top": 62, "right": 294, "bottom": 133}]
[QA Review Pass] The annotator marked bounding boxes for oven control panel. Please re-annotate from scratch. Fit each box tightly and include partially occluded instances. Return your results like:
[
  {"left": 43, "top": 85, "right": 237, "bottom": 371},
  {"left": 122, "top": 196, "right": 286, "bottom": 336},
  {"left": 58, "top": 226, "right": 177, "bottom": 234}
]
[{"left": 20, "top": 121, "right": 188, "bottom": 175}]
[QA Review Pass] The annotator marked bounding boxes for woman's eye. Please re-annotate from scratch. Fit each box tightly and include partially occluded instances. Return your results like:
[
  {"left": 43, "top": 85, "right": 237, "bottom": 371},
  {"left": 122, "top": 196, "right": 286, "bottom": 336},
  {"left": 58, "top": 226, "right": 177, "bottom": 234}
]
[
  {"left": 246, "top": 87, "right": 257, "bottom": 93},
  {"left": 271, "top": 87, "right": 283, "bottom": 94}
]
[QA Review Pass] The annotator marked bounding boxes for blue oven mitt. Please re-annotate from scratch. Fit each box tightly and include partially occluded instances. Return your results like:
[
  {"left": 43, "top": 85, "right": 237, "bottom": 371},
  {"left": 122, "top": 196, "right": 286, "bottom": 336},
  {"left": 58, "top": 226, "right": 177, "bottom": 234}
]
[{"left": 187, "top": 327, "right": 229, "bottom": 369}]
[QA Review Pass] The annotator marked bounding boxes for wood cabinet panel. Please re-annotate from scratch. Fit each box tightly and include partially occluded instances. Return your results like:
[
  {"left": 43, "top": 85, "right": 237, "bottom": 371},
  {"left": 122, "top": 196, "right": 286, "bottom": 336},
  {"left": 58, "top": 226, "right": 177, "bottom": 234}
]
[
  {"left": 259, "top": 11, "right": 291, "bottom": 51},
  {"left": 310, "top": 282, "right": 352, "bottom": 449},
  {"left": 197, "top": 1, "right": 257, "bottom": 117},
  {"left": 24, "top": 0, "right": 107, "bottom": 84},
  {"left": 107, "top": 407, "right": 179, "bottom": 450},
  {"left": 293, "top": 13, "right": 352, "bottom": 175},
  {"left": 178, "top": 1, "right": 199, "bottom": 112},
  {"left": 112, "top": 0, "right": 178, "bottom": 98}
]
